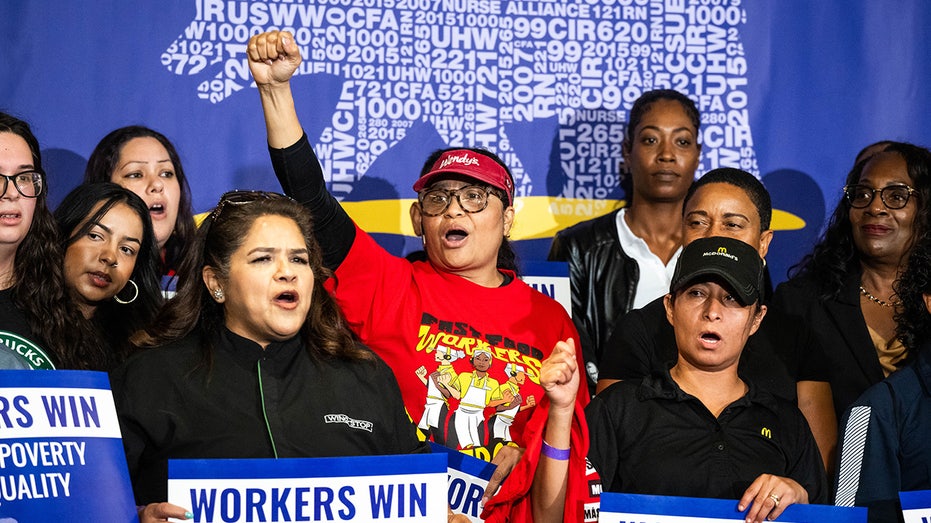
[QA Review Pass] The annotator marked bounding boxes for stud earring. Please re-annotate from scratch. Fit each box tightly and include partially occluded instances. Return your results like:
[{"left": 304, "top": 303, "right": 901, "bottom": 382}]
[{"left": 213, "top": 288, "right": 224, "bottom": 301}]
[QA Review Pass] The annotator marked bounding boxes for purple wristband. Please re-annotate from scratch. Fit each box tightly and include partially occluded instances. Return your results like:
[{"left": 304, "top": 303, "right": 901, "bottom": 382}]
[{"left": 541, "top": 440, "right": 571, "bottom": 460}]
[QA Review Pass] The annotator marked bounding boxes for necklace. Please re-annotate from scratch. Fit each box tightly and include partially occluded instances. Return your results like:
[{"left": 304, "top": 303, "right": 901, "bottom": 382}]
[{"left": 859, "top": 286, "right": 894, "bottom": 308}]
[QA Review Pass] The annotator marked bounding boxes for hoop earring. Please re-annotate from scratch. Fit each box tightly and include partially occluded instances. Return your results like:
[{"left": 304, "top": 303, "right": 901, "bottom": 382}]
[{"left": 114, "top": 279, "right": 139, "bottom": 305}]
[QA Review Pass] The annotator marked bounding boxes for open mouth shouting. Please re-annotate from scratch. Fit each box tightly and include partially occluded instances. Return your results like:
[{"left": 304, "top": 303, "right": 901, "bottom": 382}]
[
  {"left": 149, "top": 202, "right": 166, "bottom": 218},
  {"left": 444, "top": 227, "right": 469, "bottom": 244},
  {"left": 699, "top": 331, "right": 722, "bottom": 348},
  {"left": 273, "top": 290, "right": 300, "bottom": 310}
]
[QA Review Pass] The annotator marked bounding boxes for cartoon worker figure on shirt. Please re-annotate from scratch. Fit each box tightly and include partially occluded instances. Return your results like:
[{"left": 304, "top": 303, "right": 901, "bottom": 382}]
[
  {"left": 446, "top": 348, "right": 499, "bottom": 449},
  {"left": 488, "top": 363, "right": 535, "bottom": 442},
  {"left": 415, "top": 345, "right": 463, "bottom": 444}
]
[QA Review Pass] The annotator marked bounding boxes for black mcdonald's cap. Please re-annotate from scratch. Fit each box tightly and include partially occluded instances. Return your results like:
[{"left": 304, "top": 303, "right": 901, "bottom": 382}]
[{"left": 670, "top": 237, "right": 764, "bottom": 305}]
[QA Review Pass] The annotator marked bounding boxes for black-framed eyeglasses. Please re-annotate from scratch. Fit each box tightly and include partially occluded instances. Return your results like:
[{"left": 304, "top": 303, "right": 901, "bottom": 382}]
[
  {"left": 0, "top": 170, "right": 44, "bottom": 198},
  {"left": 843, "top": 184, "right": 918, "bottom": 210},
  {"left": 209, "top": 190, "right": 294, "bottom": 222},
  {"left": 418, "top": 185, "right": 498, "bottom": 217}
]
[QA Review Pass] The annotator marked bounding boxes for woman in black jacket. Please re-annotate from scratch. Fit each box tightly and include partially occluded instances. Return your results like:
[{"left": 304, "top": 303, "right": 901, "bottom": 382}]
[
  {"left": 115, "top": 191, "right": 426, "bottom": 522},
  {"left": 773, "top": 142, "right": 931, "bottom": 419}
]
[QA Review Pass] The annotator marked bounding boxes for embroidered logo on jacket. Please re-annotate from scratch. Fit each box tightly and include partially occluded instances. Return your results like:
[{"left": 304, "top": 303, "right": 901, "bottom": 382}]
[{"left": 324, "top": 414, "right": 374, "bottom": 432}]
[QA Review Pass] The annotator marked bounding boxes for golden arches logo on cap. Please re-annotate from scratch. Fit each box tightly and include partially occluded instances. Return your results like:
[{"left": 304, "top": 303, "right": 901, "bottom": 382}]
[
  {"left": 413, "top": 149, "right": 514, "bottom": 205},
  {"left": 670, "top": 237, "right": 764, "bottom": 305}
]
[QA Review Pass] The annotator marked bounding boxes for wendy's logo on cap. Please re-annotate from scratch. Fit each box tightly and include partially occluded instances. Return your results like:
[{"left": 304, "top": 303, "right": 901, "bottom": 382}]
[{"left": 438, "top": 153, "right": 481, "bottom": 170}]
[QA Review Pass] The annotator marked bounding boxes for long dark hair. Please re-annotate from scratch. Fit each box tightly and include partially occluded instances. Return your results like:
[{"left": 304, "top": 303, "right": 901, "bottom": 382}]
[
  {"left": 894, "top": 234, "right": 931, "bottom": 353},
  {"left": 55, "top": 182, "right": 162, "bottom": 363},
  {"left": 83, "top": 125, "right": 196, "bottom": 274},
  {"left": 416, "top": 147, "right": 519, "bottom": 275},
  {"left": 790, "top": 142, "right": 931, "bottom": 299},
  {"left": 0, "top": 113, "right": 107, "bottom": 370},
  {"left": 133, "top": 193, "right": 369, "bottom": 364}
]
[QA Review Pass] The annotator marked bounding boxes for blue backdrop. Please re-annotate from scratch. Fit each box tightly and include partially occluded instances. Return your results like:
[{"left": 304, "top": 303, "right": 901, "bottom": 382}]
[{"left": 2, "top": 0, "right": 930, "bottom": 285}]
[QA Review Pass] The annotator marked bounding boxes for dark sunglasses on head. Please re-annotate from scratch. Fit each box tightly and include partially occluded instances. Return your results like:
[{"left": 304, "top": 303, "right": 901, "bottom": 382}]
[{"left": 208, "top": 190, "right": 294, "bottom": 222}]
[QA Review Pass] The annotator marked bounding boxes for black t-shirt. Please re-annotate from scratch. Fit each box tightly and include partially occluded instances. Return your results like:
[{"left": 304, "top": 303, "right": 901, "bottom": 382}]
[
  {"left": 113, "top": 328, "right": 428, "bottom": 505},
  {"left": 598, "top": 297, "right": 830, "bottom": 401},
  {"left": 586, "top": 371, "right": 828, "bottom": 503}
]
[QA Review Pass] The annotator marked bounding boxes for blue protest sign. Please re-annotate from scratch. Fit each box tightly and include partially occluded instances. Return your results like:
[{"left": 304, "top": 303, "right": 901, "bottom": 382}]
[
  {"left": 900, "top": 490, "right": 931, "bottom": 522},
  {"left": 167, "top": 453, "right": 447, "bottom": 522},
  {"left": 0, "top": 370, "right": 137, "bottom": 521},
  {"left": 429, "top": 442, "right": 496, "bottom": 522},
  {"left": 520, "top": 261, "right": 571, "bottom": 317}
]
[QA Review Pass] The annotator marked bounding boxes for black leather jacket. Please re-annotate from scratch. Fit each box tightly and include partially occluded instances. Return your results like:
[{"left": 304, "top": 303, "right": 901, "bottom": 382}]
[{"left": 548, "top": 209, "right": 638, "bottom": 391}]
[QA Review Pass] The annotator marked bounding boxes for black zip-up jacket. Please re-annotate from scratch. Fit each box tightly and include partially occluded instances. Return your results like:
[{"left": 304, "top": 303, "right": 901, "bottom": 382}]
[{"left": 113, "top": 327, "right": 428, "bottom": 505}]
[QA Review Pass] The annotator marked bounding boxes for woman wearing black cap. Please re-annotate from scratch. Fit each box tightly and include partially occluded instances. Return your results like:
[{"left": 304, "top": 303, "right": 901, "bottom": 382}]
[
  {"left": 535, "top": 237, "right": 827, "bottom": 523},
  {"left": 246, "top": 31, "right": 589, "bottom": 521}
]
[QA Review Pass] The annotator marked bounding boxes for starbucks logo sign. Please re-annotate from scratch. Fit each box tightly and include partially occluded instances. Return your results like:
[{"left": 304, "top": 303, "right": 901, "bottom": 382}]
[{"left": 0, "top": 331, "right": 56, "bottom": 370}]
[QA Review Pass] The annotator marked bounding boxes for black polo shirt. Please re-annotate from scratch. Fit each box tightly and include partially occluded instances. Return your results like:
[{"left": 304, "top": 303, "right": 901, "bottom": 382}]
[
  {"left": 586, "top": 370, "right": 828, "bottom": 503},
  {"left": 598, "top": 297, "right": 830, "bottom": 401}
]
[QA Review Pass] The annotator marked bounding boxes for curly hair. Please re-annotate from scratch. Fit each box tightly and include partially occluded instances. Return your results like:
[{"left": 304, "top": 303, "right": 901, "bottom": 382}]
[
  {"left": 790, "top": 142, "right": 931, "bottom": 300},
  {"left": 415, "top": 147, "right": 520, "bottom": 275},
  {"left": 0, "top": 113, "right": 108, "bottom": 370},
  {"left": 132, "top": 193, "right": 369, "bottom": 366},
  {"left": 894, "top": 234, "right": 931, "bottom": 353},
  {"left": 55, "top": 182, "right": 163, "bottom": 364},
  {"left": 83, "top": 125, "right": 196, "bottom": 275}
]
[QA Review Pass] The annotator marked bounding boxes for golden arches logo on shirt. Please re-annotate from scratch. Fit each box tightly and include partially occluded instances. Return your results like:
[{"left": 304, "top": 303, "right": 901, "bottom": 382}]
[{"left": 416, "top": 325, "right": 543, "bottom": 383}]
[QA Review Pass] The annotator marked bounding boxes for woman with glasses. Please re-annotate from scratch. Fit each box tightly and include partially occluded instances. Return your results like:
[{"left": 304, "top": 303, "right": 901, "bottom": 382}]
[
  {"left": 84, "top": 126, "right": 197, "bottom": 295},
  {"left": 54, "top": 183, "right": 162, "bottom": 364},
  {"left": 0, "top": 112, "right": 104, "bottom": 370},
  {"left": 773, "top": 141, "right": 931, "bottom": 420},
  {"left": 247, "top": 31, "right": 589, "bottom": 521},
  {"left": 114, "top": 191, "right": 428, "bottom": 522},
  {"left": 834, "top": 229, "right": 931, "bottom": 522}
]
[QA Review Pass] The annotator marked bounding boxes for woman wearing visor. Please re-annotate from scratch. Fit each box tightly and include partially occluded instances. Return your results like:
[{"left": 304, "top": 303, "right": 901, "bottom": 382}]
[{"left": 246, "top": 30, "right": 589, "bottom": 521}]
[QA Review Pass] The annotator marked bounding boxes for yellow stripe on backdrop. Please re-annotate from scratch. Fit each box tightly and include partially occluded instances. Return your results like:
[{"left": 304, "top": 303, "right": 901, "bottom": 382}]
[
  {"left": 341, "top": 198, "right": 806, "bottom": 239},
  {"left": 196, "top": 198, "right": 805, "bottom": 239}
]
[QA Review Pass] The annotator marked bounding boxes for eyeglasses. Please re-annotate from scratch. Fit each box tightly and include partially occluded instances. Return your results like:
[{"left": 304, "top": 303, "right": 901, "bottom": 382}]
[
  {"left": 843, "top": 184, "right": 918, "bottom": 210},
  {"left": 209, "top": 190, "right": 294, "bottom": 222},
  {"left": 418, "top": 185, "right": 498, "bottom": 217},
  {"left": 0, "top": 170, "right": 44, "bottom": 198}
]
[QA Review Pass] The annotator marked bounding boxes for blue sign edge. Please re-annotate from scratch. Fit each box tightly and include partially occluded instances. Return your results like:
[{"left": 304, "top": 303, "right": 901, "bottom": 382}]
[
  {"left": 169, "top": 453, "right": 447, "bottom": 479},
  {"left": 900, "top": 489, "right": 931, "bottom": 510},
  {"left": 600, "top": 492, "right": 866, "bottom": 522},
  {"left": 0, "top": 369, "right": 110, "bottom": 389},
  {"left": 429, "top": 442, "right": 497, "bottom": 481}
]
